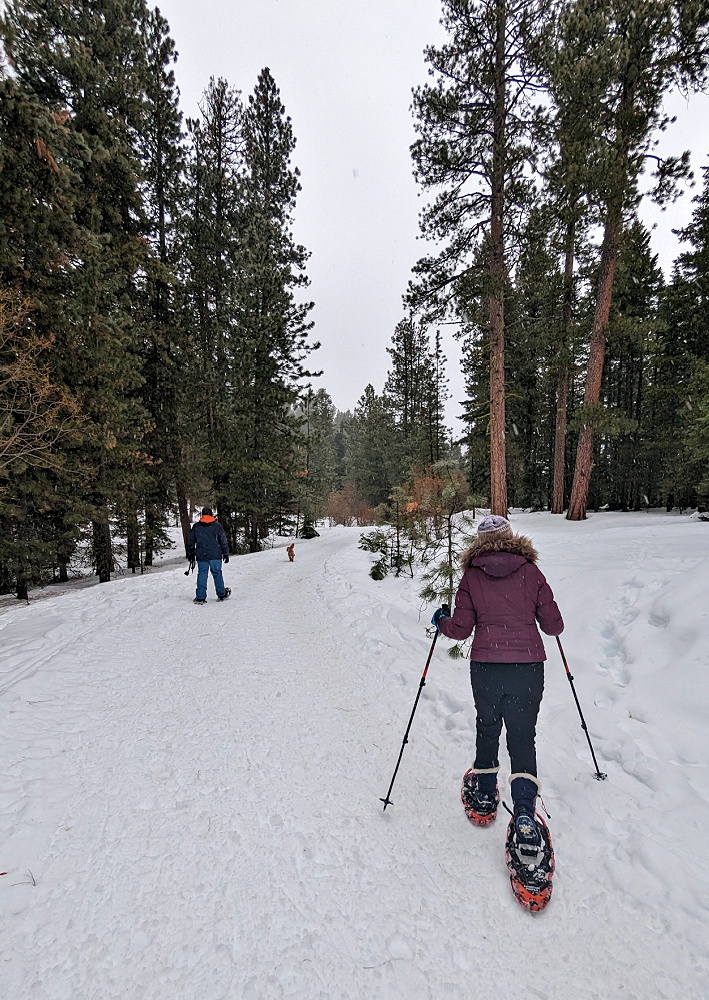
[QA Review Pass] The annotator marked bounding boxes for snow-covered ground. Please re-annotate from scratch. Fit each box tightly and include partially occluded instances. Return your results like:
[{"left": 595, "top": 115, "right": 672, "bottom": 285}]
[
  {"left": 0, "top": 525, "right": 186, "bottom": 612},
  {"left": 1, "top": 511, "right": 707, "bottom": 999}
]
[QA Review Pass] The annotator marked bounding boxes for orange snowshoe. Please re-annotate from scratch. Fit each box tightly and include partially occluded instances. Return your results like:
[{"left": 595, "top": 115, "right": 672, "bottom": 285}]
[
  {"left": 505, "top": 812, "right": 555, "bottom": 912},
  {"left": 461, "top": 769, "right": 500, "bottom": 826}
]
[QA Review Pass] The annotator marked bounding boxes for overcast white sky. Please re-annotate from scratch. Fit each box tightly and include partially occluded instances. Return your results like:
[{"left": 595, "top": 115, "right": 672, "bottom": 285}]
[{"left": 157, "top": 0, "right": 709, "bottom": 435}]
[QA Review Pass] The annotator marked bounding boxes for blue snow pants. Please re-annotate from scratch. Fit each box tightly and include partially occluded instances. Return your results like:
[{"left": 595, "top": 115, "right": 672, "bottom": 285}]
[{"left": 196, "top": 559, "right": 226, "bottom": 600}]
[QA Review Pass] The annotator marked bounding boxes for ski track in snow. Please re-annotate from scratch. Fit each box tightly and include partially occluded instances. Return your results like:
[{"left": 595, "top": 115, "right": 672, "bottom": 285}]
[{"left": 1, "top": 514, "right": 708, "bottom": 999}]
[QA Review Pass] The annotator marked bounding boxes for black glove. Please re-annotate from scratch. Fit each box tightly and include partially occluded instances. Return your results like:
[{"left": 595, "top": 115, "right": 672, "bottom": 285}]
[
  {"left": 223, "top": 554, "right": 230, "bottom": 563},
  {"left": 431, "top": 603, "right": 451, "bottom": 629}
]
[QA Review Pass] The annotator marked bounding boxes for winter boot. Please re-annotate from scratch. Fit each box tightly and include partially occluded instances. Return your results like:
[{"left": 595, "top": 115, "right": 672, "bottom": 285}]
[
  {"left": 505, "top": 774, "right": 554, "bottom": 912},
  {"left": 193, "top": 598, "right": 207, "bottom": 605},
  {"left": 218, "top": 587, "right": 231, "bottom": 602},
  {"left": 461, "top": 766, "right": 499, "bottom": 826},
  {"left": 510, "top": 774, "right": 543, "bottom": 856}
]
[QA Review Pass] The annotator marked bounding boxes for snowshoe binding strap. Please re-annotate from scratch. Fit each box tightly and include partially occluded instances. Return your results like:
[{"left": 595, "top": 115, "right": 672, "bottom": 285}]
[{"left": 513, "top": 811, "right": 543, "bottom": 867}]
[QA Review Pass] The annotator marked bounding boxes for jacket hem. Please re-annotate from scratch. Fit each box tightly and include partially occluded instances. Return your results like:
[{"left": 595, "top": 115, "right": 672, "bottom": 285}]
[{"left": 469, "top": 652, "right": 547, "bottom": 663}]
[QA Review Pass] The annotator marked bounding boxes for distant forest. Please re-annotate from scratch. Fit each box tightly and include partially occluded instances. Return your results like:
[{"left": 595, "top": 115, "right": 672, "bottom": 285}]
[{"left": 1, "top": 0, "right": 708, "bottom": 597}]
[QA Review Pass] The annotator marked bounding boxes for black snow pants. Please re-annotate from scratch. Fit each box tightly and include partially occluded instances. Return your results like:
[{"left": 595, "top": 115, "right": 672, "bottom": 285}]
[{"left": 470, "top": 661, "right": 544, "bottom": 777}]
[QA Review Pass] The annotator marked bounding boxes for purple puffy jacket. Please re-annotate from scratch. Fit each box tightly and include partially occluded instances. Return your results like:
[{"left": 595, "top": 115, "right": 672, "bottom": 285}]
[{"left": 438, "top": 534, "right": 563, "bottom": 662}]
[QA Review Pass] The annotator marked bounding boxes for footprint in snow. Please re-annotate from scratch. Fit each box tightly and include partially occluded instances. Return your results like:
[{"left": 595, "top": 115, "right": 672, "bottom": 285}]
[{"left": 386, "top": 935, "right": 413, "bottom": 961}]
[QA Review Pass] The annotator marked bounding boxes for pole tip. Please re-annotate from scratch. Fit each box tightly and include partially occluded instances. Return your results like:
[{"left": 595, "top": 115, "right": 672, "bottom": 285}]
[
  {"left": 593, "top": 772, "right": 608, "bottom": 781},
  {"left": 380, "top": 797, "right": 392, "bottom": 810}
]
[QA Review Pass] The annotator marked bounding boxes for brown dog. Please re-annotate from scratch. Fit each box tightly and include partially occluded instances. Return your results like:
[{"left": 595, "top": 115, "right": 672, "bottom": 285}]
[{"left": 287, "top": 543, "right": 295, "bottom": 562}]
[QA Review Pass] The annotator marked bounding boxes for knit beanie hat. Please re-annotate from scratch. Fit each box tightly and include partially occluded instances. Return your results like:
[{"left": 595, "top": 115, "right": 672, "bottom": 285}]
[
  {"left": 477, "top": 514, "right": 512, "bottom": 538},
  {"left": 202, "top": 506, "right": 214, "bottom": 517}
]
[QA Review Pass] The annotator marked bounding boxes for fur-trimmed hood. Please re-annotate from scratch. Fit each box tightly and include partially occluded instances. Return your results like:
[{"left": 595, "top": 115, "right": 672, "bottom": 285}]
[
  {"left": 460, "top": 533, "right": 538, "bottom": 570},
  {"left": 438, "top": 532, "right": 563, "bottom": 660}
]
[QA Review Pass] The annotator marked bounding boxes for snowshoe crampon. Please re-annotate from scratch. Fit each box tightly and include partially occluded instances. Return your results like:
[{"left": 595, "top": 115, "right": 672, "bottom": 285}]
[
  {"left": 505, "top": 815, "right": 554, "bottom": 912},
  {"left": 461, "top": 769, "right": 500, "bottom": 827}
]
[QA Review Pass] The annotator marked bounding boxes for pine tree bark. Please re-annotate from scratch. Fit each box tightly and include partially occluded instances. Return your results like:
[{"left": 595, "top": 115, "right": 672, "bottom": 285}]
[
  {"left": 566, "top": 203, "right": 622, "bottom": 520},
  {"left": 92, "top": 519, "right": 113, "bottom": 584},
  {"left": 127, "top": 509, "right": 140, "bottom": 574},
  {"left": 250, "top": 511, "right": 260, "bottom": 553},
  {"left": 489, "top": 0, "right": 507, "bottom": 517}
]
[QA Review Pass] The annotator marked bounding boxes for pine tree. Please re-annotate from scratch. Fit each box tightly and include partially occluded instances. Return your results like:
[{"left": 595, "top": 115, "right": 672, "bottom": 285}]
[
  {"left": 539, "top": 13, "right": 600, "bottom": 514},
  {"left": 457, "top": 265, "right": 494, "bottom": 501},
  {"left": 0, "top": 25, "right": 91, "bottom": 595},
  {"left": 332, "top": 410, "right": 353, "bottom": 488},
  {"left": 384, "top": 318, "right": 448, "bottom": 473},
  {"left": 235, "top": 68, "right": 316, "bottom": 551},
  {"left": 136, "top": 5, "right": 190, "bottom": 562},
  {"left": 427, "top": 329, "right": 449, "bottom": 465},
  {"left": 410, "top": 0, "right": 553, "bottom": 516},
  {"left": 184, "top": 76, "right": 244, "bottom": 548},
  {"left": 505, "top": 206, "right": 564, "bottom": 508},
  {"left": 660, "top": 163, "right": 709, "bottom": 508},
  {"left": 590, "top": 221, "right": 663, "bottom": 510},
  {"left": 296, "top": 388, "right": 337, "bottom": 527},
  {"left": 3, "top": 0, "right": 158, "bottom": 582},
  {"left": 559, "top": 0, "right": 709, "bottom": 520},
  {"left": 183, "top": 69, "right": 316, "bottom": 552},
  {"left": 671, "top": 164, "right": 709, "bottom": 365},
  {"left": 345, "top": 385, "right": 400, "bottom": 506},
  {"left": 0, "top": 291, "right": 83, "bottom": 597},
  {"left": 687, "top": 364, "right": 709, "bottom": 509}
]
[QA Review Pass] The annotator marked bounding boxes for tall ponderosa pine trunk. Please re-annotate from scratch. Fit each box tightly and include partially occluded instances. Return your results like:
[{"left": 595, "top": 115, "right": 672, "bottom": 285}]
[
  {"left": 411, "top": 0, "right": 549, "bottom": 517},
  {"left": 558, "top": 0, "right": 709, "bottom": 519},
  {"left": 567, "top": 202, "right": 622, "bottom": 520}
]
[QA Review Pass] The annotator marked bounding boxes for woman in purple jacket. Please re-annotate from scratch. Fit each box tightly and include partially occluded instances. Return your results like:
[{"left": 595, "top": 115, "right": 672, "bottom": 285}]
[{"left": 432, "top": 514, "right": 563, "bottom": 850}]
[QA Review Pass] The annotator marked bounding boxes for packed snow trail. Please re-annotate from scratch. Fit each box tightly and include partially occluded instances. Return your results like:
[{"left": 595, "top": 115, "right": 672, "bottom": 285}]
[{"left": 1, "top": 514, "right": 708, "bottom": 999}]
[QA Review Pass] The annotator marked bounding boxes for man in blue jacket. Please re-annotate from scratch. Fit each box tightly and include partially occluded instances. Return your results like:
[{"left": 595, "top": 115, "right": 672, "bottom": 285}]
[{"left": 186, "top": 507, "right": 231, "bottom": 605}]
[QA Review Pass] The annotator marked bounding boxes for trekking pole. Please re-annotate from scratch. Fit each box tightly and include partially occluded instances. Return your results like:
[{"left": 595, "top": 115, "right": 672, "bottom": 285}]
[
  {"left": 381, "top": 629, "right": 440, "bottom": 810},
  {"left": 556, "top": 636, "right": 607, "bottom": 781}
]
